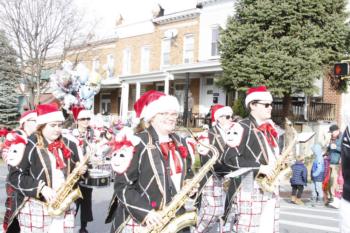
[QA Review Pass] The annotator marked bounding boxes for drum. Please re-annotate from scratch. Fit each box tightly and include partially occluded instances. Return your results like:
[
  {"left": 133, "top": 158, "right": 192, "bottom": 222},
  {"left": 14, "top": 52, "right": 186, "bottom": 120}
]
[
  {"left": 95, "top": 161, "right": 116, "bottom": 181},
  {"left": 83, "top": 169, "right": 111, "bottom": 188}
]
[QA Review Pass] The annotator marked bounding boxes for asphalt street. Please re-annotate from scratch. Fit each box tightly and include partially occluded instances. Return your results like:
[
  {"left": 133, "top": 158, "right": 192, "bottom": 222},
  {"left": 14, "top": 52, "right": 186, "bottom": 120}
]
[{"left": 0, "top": 162, "right": 340, "bottom": 233}]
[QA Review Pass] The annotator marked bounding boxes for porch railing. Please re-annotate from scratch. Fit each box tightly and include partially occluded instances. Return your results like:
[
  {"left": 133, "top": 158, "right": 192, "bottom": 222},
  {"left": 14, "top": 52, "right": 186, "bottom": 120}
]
[
  {"left": 308, "top": 102, "right": 336, "bottom": 122},
  {"left": 271, "top": 101, "right": 336, "bottom": 123},
  {"left": 178, "top": 101, "right": 336, "bottom": 128}
]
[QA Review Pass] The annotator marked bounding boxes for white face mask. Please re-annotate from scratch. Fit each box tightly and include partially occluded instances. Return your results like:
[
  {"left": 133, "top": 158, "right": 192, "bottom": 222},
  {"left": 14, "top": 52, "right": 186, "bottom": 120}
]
[
  {"left": 6, "top": 143, "right": 26, "bottom": 166},
  {"left": 226, "top": 123, "right": 244, "bottom": 148},
  {"left": 110, "top": 146, "right": 134, "bottom": 174}
]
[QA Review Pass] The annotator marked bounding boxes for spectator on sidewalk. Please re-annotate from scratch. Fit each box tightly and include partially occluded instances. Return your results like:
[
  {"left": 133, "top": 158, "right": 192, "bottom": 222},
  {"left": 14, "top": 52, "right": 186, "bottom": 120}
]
[
  {"left": 290, "top": 155, "right": 308, "bottom": 205},
  {"left": 327, "top": 124, "right": 342, "bottom": 207},
  {"left": 311, "top": 144, "right": 325, "bottom": 206}
]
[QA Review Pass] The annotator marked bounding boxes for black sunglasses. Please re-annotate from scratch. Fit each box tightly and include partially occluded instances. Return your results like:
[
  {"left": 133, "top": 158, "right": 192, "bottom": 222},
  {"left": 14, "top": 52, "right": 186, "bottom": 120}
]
[
  {"left": 256, "top": 102, "right": 273, "bottom": 108},
  {"left": 224, "top": 115, "right": 233, "bottom": 120},
  {"left": 79, "top": 118, "right": 91, "bottom": 121}
]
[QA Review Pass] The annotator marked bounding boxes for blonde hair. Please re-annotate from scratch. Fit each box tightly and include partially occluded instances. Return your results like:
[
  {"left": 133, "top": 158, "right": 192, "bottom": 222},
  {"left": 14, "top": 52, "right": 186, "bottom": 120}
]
[
  {"left": 134, "top": 119, "right": 149, "bottom": 134},
  {"left": 296, "top": 155, "right": 304, "bottom": 162}
]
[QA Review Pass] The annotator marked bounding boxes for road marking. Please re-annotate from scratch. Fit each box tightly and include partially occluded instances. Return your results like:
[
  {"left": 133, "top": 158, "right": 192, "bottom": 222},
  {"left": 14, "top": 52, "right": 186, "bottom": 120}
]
[
  {"left": 280, "top": 220, "right": 339, "bottom": 232},
  {"left": 281, "top": 204, "right": 339, "bottom": 214},
  {"left": 280, "top": 211, "right": 339, "bottom": 221}
]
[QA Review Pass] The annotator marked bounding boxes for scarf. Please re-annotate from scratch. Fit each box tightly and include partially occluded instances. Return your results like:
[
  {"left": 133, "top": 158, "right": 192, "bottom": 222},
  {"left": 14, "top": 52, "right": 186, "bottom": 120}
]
[
  {"left": 159, "top": 141, "right": 182, "bottom": 174},
  {"left": 48, "top": 140, "right": 72, "bottom": 169},
  {"left": 258, "top": 122, "right": 278, "bottom": 148}
]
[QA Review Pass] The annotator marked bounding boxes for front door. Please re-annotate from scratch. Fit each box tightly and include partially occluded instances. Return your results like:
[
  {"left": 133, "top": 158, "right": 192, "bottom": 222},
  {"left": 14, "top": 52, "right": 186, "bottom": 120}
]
[{"left": 199, "top": 76, "right": 226, "bottom": 114}]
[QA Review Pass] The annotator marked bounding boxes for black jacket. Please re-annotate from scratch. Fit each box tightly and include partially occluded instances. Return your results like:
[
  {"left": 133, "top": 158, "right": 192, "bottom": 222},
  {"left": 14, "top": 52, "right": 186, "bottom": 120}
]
[
  {"left": 8, "top": 134, "right": 81, "bottom": 225},
  {"left": 105, "top": 126, "right": 193, "bottom": 232}
]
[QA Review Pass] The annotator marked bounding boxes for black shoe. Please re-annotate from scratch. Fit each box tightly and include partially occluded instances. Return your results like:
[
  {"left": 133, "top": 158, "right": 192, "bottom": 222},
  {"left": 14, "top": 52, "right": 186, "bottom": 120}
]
[{"left": 79, "top": 229, "right": 89, "bottom": 233}]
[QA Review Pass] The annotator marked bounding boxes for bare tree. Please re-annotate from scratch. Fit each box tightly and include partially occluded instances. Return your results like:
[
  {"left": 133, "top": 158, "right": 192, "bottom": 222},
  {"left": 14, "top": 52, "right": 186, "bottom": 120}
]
[{"left": 0, "top": 0, "right": 87, "bottom": 109}]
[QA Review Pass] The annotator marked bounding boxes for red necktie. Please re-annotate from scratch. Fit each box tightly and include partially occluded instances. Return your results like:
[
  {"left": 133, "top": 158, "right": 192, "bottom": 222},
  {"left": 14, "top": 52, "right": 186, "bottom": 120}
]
[
  {"left": 48, "top": 140, "right": 72, "bottom": 169},
  {"left": 258, "top": 123, "right": 278, "bottom": 148},
  {"left": 159, "top": 141, "right": 182, "bottom": 174}
]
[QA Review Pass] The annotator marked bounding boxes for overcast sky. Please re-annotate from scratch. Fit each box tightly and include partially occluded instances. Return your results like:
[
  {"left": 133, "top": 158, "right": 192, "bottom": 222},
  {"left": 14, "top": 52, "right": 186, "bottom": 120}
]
[{"left": 75, "top": 0, "right": 198, "bottom": 37}]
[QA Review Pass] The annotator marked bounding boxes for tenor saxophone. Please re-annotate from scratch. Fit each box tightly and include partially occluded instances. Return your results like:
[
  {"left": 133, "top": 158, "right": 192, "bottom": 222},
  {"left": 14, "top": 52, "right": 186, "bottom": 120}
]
[
  {"left": 47, "top": 153, "right": 90, "bottom": 216},
  {"left": 145, "top": 143, "right": 219, "bottom": 233},
  {"left": 256, "top": 119, "right": 298, "bottom": 193}
]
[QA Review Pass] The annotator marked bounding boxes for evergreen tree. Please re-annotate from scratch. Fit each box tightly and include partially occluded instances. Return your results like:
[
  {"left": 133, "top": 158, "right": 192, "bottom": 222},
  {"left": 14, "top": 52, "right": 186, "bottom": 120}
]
[
  {"left": 219, "top": 0, "right": 350, "bottom": 118},
  {"left": 0, "top": 30, "right": 21, "bottom": 128}
]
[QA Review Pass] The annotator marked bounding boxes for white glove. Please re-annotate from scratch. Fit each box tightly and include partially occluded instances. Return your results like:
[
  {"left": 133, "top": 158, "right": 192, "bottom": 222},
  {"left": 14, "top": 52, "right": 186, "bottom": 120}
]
[
  {"left": 79, "top": 164, "right": 88, "bottom": 175},
  {"left": 144, "top": 210, "right": 162, "bottom": 228},
  {"left": 259, "top": 164, "right": 275, "bottom": 179},
  {"left": 41, "top": 186, "right": 56, "bottom": 202}
]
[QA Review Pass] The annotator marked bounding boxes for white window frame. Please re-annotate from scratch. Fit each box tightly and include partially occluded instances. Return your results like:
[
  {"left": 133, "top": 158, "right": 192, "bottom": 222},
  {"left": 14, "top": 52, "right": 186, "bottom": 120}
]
[
  {"left": 106, "top": 54, "right": 115, "bottom": 78},
  {"left": 92, "top": 58, "right": 100, "bottom": 72},
  {"left": 183, "top": 34, "right": 194, "bottom": 64},
  {"left": 211, "top": 26, "right": 220, "bottom": 57},
  {"left": 161, "top": 39, "right": 171, "bottom": 66},
  {"left": 122, "top": 48, "right": 131, "bottom": 75},
  {"left": 140, "top": 45, "right": 150, "bottom": 73}
]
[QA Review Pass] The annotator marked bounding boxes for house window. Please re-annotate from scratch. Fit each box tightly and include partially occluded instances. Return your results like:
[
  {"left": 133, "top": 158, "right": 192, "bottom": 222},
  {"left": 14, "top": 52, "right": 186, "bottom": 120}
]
[
  {"left": 161, "top": 39, "right": 171, "bottom": 66},
  {"left": 106, "top": 54, "right": 115, "bottom": 78},
  {"left": 140, "top": 46, "right": 150, "bottom": 73},
  {"left": 206, "top": 78, "right": 214, "bottom": 85},
  {"left": 156, "top": 83, "right": 164, "bottom": 92},
  {"left": 183, "top": 34, "right": 194, "bottom": 64},
  {"left": 101, "top": 94, "right": 111, "bottom": 115},
  {"left": 92, "top": 58, "right": 100, "bottom": 72},
  {"left": 122, "top": 48, "right": 131, "bottom": 75},
  {"left": 211, "top": 26, "right": 220, "bottom": 56}
]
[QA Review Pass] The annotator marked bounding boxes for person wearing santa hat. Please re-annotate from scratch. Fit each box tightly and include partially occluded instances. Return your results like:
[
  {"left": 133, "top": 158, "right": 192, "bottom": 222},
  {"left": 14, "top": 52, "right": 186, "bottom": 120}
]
[
  {"left": 2, "top": 110, "right": 37, "bottom": 233},
  {"left": 8, "top": 104, "right": 87, "bottom": 233},
  {"left": 194, "top": 104, "right": 236, "bottom": 233},
  {"left": 222, "top": 86, "right": 280, "bottom": 233},
  {"left": 71, "top": 106, "right": 94, "bottom": 233},
  {"left": 105, "top": 90, "right": 195, "bottom": 232}
]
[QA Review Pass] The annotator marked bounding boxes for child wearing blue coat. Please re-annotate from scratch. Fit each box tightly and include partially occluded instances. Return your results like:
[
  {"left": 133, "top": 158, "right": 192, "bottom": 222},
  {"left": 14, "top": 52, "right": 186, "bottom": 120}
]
[
  {"left": 290, "top": 155, "right": 308, "bottom": 205},
  {"left": 311, "top": 144, "right": 325, "bottom": 206}
]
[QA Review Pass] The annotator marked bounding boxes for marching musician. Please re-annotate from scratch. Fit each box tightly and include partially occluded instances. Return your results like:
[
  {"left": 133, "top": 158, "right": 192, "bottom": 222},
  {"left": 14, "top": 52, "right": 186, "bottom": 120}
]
[
  {"left": 71, "top": 106, "right": 95, "bottom": 233},
  {"left": 2, "top": 110, "right": 37, "bottom": 233},
  {"left": 195, "top": 104, "right": 235, "bottom": 233},
  {"left": 223, "top": 86, "right": 281, "bottom": 232},
  {"left": 105, "top": 90, "right": 194, "bottom": 233},
  {"left": 8, "top": 104, "right": 87, "bottom": 233}
]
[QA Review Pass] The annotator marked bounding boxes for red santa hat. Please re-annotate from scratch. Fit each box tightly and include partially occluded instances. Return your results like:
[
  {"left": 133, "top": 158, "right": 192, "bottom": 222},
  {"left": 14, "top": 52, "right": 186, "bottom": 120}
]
[
  {"left": 36, "top": 104, "right": 65, "bottom": 125},
  {"left": 71, "top": 106, "right": 92, "bottom": 121},
  {"left": 245, "top": 86, "right": 273, "bottom": 107},
  {"left": 133, "top": 90, "right": 180, "bottom": 122},
  {"left": 4, "top": 132, "right": 27, "bottom": 148},
  {"left": 211, "top": 104, "right": 233, "bottom": 123},
  {"left": 19, "top": 110, "right": 37, "bottom": 127}
]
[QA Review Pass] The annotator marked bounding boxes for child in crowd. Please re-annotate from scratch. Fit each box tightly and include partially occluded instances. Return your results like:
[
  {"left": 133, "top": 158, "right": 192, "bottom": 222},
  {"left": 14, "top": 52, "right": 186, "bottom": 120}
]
[
  {"left": 290, "top": 155, "right": 308, "bottom": 205},
  {"left": 311, "top": 144, "right": 325, "bottom": 206}
]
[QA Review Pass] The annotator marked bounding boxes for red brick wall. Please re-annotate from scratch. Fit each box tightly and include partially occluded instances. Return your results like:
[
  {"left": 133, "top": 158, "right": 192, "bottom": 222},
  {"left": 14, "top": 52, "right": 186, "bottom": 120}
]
[{"left": 323, "top": 76, "right": 342, "bottom": 123}]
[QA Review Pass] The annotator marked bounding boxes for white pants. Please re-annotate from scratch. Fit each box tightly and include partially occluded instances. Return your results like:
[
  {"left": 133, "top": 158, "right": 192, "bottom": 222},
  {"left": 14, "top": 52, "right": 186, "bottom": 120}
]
[{"left": 340, "top": 198, "right": 350, "bottom": 233}]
